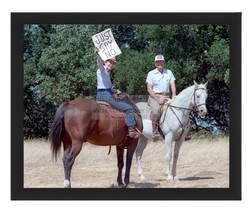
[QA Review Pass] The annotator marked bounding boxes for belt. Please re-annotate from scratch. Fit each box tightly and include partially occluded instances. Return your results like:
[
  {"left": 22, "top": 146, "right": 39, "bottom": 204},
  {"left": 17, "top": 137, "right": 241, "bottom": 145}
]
[
  {"left": 98, "top": 88, "right": 111, "bottom": 91},
  {"left": 155, "top": 92, "right": 168, "bottom": 96}
]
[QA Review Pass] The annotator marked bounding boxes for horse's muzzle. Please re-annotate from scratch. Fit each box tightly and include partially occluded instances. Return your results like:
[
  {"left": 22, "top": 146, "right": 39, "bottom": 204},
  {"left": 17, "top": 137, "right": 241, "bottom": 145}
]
[{"left": 197, "top": 108, "right": 207, "bottom": 118}]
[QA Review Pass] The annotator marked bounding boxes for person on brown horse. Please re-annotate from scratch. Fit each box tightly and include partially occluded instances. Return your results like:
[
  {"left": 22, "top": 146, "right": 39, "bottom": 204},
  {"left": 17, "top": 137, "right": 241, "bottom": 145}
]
[
  {"left": 146, "top": 55, "right": 177, "bottom": 141},
  {"left": 95, "top": 48, "right": 140, "bottom": 138}
]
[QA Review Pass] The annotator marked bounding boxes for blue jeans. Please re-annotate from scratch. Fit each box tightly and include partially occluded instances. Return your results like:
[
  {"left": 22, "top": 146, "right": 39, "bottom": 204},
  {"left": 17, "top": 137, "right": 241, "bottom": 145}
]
[{"left": 96, "top": 89, "right": 136, "bottom": 127}]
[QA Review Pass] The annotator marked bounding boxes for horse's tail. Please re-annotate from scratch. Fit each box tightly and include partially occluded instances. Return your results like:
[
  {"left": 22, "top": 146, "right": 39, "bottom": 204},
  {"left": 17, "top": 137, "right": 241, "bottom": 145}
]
[{"left": 49, "top": 101, "right": 69, "bottom": 160}]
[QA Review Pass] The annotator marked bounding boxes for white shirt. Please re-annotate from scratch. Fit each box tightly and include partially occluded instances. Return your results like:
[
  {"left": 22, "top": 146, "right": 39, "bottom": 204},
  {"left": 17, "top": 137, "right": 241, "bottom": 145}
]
[
  {"left": 96, "top": 56, "right": 112, "bottom": 89},
  {"left": 146, "top": 68, "right": 175, "bottom": 93}
]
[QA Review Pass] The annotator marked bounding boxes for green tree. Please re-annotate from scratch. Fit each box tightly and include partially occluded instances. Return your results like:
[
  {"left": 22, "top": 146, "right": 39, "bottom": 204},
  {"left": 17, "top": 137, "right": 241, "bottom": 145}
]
[
  {"left": 23, "top": 24, "right": 230, "bottom": 138},
  {"left": 37, "top": 25, "right": 97, "bottom": 103}
]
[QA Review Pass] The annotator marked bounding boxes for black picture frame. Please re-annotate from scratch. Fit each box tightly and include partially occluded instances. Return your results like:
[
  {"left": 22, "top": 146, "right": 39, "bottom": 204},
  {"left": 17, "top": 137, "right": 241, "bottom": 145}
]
[{"left": 11, "top": 12, "right": 241, "bottom": 200}]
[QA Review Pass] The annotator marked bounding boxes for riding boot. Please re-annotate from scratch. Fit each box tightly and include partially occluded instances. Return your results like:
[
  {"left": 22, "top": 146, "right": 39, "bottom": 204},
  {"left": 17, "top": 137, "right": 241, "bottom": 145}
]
[
  {"left": 151, "top": 114, "right": 160, "bottom": 142},
  {"left": 128, "top": 126, "right": 141, "bottom": 139}
]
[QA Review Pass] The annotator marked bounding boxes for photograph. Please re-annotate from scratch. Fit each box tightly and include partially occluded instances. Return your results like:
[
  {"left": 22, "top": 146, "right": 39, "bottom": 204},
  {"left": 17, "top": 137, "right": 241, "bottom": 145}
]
[{"left": 11, "top": 12, "right": 241, "bottom": 200}]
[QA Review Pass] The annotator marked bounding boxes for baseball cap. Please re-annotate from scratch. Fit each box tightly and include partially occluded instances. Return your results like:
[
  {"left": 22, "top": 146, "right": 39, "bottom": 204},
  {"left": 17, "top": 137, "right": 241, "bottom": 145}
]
[{"left": 155, "top": 55, "right": 165, "bottom": 61}]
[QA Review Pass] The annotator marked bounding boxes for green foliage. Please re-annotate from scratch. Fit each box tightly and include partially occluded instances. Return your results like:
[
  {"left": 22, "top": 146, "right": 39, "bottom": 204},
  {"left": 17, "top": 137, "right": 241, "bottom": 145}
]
[
  {"left": 23, "top": 24, "right": 230, "bottom": 138},
  {"left": 113, "top": 48, "right": 153, "bottom": 95},
  {"left": 205, "top": 39, "right": 230, "bottom": 84},
  {"left": 37, "top": 25, "right": 97, "bottom": 102},
  {"left": 24, "top": 84, "right": 56, "bottom": 138}
]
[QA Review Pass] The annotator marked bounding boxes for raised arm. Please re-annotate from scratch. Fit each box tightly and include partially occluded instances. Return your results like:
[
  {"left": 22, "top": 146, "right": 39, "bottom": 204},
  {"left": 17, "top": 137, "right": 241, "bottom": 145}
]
[{"left": 95, "top": 48, "right": 105, "bottom": 72}]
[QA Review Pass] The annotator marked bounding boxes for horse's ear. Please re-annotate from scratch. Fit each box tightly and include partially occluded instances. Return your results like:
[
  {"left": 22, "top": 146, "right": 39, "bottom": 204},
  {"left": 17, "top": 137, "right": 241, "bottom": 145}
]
[
  {"left": 204, "top": 81, "right": 208, "bottom": 88},
  {"left": 193, "top": 80, "right": 199, "bottom": 87}
]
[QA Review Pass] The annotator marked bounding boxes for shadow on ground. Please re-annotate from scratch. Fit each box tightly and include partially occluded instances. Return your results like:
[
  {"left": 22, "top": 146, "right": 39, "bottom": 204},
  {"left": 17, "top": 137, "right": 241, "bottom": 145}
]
[
  {"left": 110, "top": 182, "right": 160, "bottom": 188},
  {"left": 179, "top": 176, "right": 214, "bottom": 181}
]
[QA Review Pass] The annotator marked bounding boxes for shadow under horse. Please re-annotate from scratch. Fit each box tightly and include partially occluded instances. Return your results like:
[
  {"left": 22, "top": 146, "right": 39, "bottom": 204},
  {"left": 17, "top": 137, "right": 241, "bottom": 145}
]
[{"left": 49, "top": 94, "right": 143, "bottom": 188}]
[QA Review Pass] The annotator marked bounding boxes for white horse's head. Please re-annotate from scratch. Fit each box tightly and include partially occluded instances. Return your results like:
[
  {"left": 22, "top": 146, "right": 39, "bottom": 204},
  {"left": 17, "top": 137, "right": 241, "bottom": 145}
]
[{"left": 193, "top": 80, "right": 208, "bottom": 118}]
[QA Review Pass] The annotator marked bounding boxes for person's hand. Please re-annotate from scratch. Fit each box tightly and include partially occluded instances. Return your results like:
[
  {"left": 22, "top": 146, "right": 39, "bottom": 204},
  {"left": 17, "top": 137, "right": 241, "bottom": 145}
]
[
  {"left": 113, "top": 90, "right": 122, "bottom": 99},
  {"left": 158, "top": 99, "right": 165, "bottom": 105},
  {"left": 95, "top": 47, "right": 99, "bottom": 54}
]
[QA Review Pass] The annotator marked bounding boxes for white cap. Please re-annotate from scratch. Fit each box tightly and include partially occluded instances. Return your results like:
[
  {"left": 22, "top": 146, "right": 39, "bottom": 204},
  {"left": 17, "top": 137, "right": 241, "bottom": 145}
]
[{"left": 155, "top": 55, "right": 165, "bottom": 61}]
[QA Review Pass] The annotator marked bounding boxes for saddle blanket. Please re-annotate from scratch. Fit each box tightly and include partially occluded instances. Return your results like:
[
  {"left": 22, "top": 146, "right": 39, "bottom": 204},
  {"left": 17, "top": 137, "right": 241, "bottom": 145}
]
[{"left": 99, "top": 104, "right": 125, "bottom": 118}]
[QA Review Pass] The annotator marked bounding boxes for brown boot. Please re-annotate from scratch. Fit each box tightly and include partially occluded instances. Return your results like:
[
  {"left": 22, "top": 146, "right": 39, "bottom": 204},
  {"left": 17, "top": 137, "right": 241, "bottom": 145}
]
[
  {"left": 151, "top": 114, "right": 160, "bottom": 142},
  {"left": 128, "top": 126, "right": 141, "bottom": 139}
]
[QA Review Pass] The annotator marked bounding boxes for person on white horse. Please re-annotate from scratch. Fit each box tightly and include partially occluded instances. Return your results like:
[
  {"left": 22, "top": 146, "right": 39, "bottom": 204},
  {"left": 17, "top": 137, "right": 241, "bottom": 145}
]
[
  {"left": 135, "top": 80, "right": 208, "bottom": 181},
  {"left": 146, "top": 55, "right": 177, "bottom": 141}
]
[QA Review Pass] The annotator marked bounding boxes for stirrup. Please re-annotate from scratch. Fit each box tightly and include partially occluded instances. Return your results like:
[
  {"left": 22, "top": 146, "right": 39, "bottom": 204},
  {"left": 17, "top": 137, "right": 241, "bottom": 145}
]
[
  {"left": 152, "top": 132, "right": 160, "bottom": 142},
  {"left": 128, "top": 127, "right": 141, "bottom": 139}
]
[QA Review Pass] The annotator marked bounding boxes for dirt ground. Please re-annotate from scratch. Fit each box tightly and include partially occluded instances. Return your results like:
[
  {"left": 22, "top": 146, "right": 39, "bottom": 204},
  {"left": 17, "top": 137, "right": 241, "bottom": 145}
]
[{"left": 24, "top": 136, "right": 229, "bottom": 188}]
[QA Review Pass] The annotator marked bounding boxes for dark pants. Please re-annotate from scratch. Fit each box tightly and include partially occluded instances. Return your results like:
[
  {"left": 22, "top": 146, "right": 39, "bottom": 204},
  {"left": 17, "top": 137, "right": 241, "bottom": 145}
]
[{"left": 96, "top": 89, "right": 136, "bottom": 127}]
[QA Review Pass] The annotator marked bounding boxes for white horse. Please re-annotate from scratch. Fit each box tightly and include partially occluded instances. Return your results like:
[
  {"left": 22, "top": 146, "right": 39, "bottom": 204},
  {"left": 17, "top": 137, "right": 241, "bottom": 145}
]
[{"left": 135, "top": 81, "right": 208, "bottom": 181}]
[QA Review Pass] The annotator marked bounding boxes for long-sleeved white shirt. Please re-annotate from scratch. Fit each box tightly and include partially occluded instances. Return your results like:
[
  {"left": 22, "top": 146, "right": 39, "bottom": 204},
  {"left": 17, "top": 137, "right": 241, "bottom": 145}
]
[{"left": 96, "top": 56, "right": 112, "bottom": 89}]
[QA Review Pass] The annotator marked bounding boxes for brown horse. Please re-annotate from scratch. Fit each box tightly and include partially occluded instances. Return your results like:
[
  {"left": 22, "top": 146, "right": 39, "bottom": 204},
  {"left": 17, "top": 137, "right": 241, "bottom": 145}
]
[{"left": 49, "top": 94, "right": 143, "bottom": 188}]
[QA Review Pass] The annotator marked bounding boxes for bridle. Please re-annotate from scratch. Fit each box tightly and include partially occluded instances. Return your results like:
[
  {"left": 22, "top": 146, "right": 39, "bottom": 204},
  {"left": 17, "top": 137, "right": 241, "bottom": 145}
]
[
  {"left": 167, "top": 87, "right": 207, "bottom": 112},
  {"left": 193, "top": 87, "right": 207, "bottom": 111},
  {"left": 160, "top": 87, "right": 207, "bottom": 141}
]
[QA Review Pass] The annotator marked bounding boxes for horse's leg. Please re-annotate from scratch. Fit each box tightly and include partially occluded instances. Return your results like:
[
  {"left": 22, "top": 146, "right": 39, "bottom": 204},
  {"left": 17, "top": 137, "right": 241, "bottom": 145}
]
[
  {"left": 165, "top": 133, "right": 174, "bottom": 180},
  {"left": 135, "top": 136, "right": 148, "bottom": 180},
  {"left": 62, "top": 140, "right": 83, "bottom": 188},
  {"left": 124, "top": 139, "right": 138, "bottom": 186},
  {"left": 172, "top": 139, "right": 185, "bottom": 180},
  {"left": 116, "top": 145, "right": 125, "bottom": 187},
  {"left": 172, "top": 129, "right": 188, "bottom": 180},
  {"left": 62, "top": 144, "right": 71, "bottom": 188}
]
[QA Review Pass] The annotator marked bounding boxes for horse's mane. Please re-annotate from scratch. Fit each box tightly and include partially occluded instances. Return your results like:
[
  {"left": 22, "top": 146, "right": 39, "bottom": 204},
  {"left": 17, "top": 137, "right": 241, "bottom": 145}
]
[
  {"left": 179, "top": 85, "right": 194, "bottom": 96},
  {"left": 171, "top": 83, "right": 207, "bottom": 107},
  {"left": 171, "top": 85, "right": 195, "bottom": 105}
]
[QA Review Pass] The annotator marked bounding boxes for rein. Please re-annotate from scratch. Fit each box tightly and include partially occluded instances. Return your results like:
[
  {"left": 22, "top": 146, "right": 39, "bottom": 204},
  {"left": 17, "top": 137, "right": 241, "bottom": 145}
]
[
  {"left": 168, "top": 87, "right": 207, "bottom": 111},
  {"left": 160, "top": 87, "right": 207, "bottom": 141},
  {"left": 193, "top": 88, "right": 207, "bottom": 109}
]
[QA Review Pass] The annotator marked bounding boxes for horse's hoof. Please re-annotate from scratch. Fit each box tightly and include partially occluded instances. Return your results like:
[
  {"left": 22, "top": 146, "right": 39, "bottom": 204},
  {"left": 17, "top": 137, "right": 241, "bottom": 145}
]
[
  {"left": 64, "top": 180, "right": 71, "bottom": 188},
  {"left": 126, "top": 184, "right": 135, "bottom": 188},
  {"left": 166, "top": 175, "right": 174, "bottom": 181},
  {"left": 173, "top": 176, "right": 180, "bottom": 181},
  {"left": 118, "top": 183, "right": 126, "bottom": 188},
  {"left": 140, "top": 175, "right": 146, "bottom": 181}
]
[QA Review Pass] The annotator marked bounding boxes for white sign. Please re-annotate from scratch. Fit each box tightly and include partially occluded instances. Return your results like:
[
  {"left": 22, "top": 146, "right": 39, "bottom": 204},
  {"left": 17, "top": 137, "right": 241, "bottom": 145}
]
[{"left": 92, "top": 28, "right": 122, "bottom": 61}]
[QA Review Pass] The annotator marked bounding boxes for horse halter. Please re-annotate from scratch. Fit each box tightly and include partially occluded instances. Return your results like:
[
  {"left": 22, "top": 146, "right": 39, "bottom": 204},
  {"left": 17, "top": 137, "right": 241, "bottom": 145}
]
[
  {"left": 168, "top": 87, "right": 207, "bottom": 112},
  {"left": 193, "top": 87, "right": 207, "bottom": 111}
]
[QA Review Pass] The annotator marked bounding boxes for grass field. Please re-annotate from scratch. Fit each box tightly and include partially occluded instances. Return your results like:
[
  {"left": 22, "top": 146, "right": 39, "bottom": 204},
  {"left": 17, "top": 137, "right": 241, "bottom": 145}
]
[{"left": 24, "top": 135, "right": 229, "bottom": 188}]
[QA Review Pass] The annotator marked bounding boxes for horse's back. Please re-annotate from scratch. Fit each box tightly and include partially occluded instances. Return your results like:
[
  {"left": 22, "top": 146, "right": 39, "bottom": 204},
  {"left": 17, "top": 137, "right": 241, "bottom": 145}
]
[
  {"left": 68, "top": 98, "right": 99, "bottom": 110},
  {"left": 63, "top": 98, "right": 100, "bottom": 132},
  {"left": 64, "top": 98, "right": 129, "bottom": 145}
]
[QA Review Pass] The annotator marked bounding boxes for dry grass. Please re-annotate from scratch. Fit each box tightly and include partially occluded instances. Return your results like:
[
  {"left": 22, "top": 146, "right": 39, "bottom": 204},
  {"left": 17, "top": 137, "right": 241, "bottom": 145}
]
[{"left": 24, "top": 136, "right": 229, "bottom": 188}]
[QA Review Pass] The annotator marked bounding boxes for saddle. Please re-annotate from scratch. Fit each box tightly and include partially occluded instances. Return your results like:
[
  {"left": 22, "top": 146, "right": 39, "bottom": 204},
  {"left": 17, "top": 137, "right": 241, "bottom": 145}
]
[
  {"left": 97, "top": 101, "right": 125, "bottom": 118},
  {"left": 160, "top": 99, "right": 171, "bottom": 114},
  {"left": 147, "top": 98, "right": 172, "bottom": 115}
]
